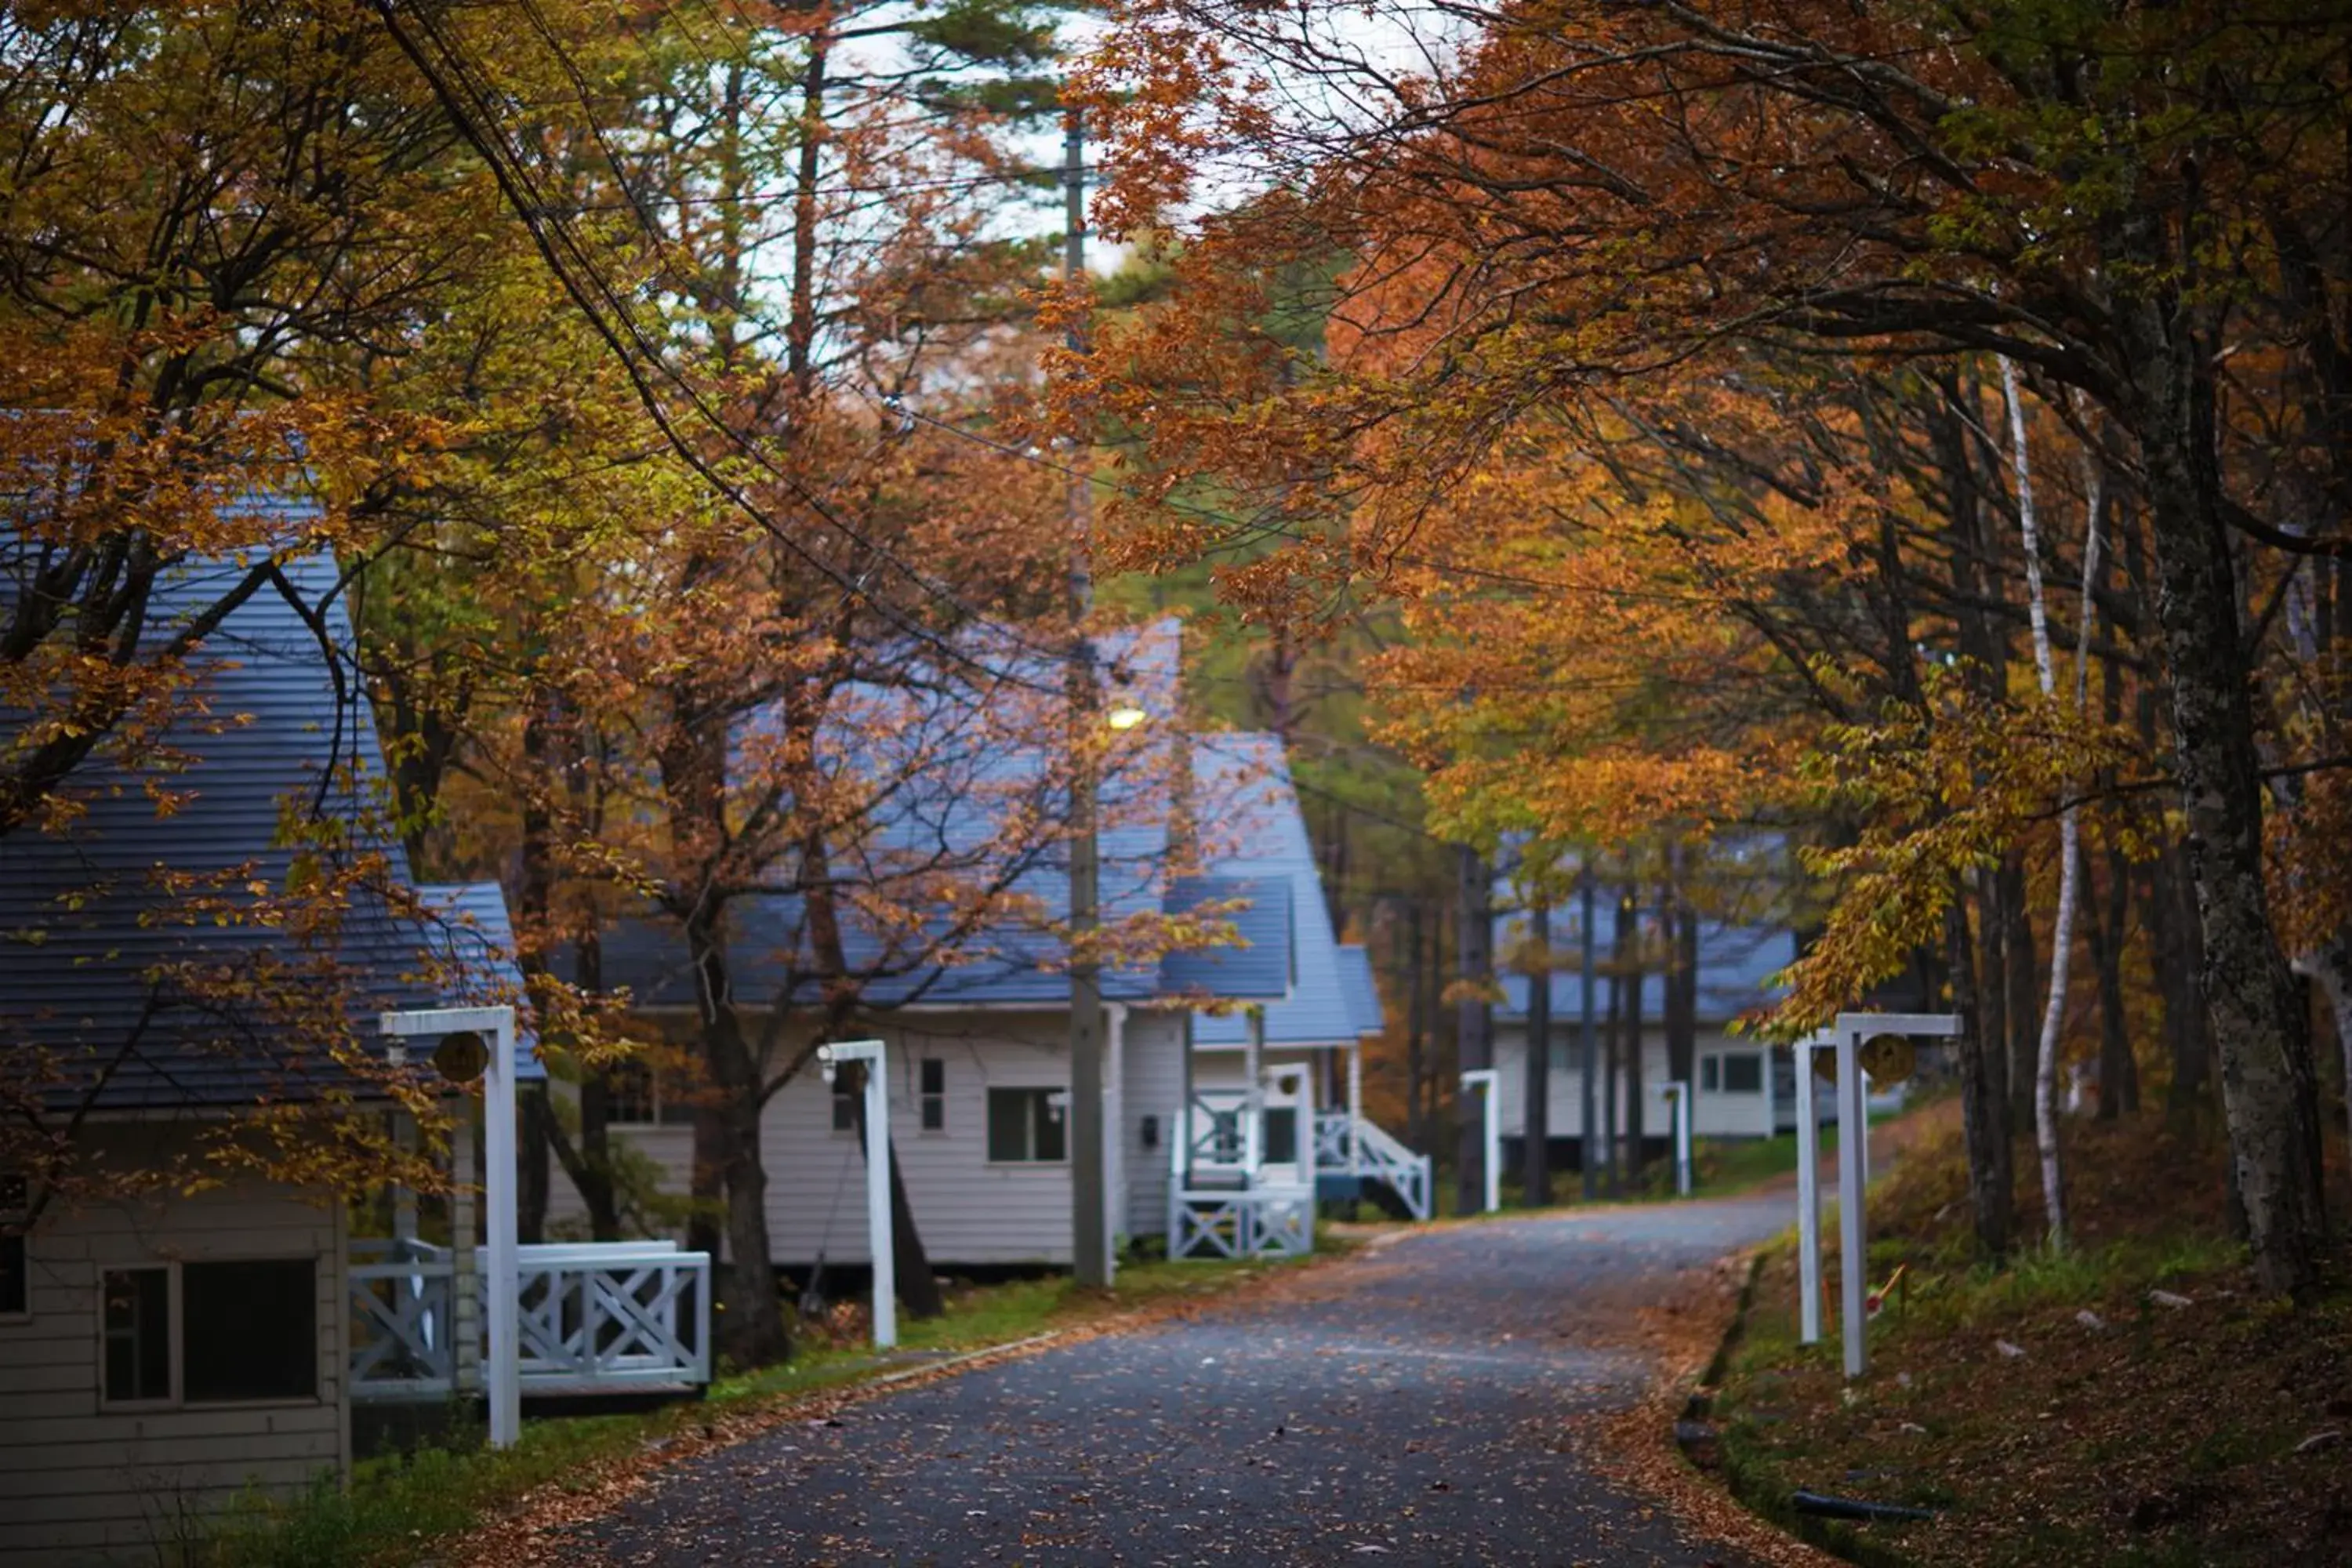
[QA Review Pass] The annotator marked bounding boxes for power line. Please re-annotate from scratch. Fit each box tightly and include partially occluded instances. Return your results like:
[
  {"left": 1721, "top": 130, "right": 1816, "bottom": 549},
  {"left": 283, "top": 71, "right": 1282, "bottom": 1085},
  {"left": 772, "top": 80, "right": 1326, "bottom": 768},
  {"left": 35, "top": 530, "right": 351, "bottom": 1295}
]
[{"left": 374, "top": 0, "right": 1087, "bottom": 698}]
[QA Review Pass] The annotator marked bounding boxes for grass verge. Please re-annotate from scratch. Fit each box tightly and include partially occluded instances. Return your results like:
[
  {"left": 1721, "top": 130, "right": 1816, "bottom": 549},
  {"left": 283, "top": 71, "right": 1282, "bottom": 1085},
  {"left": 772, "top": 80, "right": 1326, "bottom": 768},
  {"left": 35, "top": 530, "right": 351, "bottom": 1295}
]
[
  {"left": 1700, "top": 1110, "right": 2352, "bottom": 1568},
  {"left": 204, "top": 1247, "right": 1338, "bottom": 1568}
]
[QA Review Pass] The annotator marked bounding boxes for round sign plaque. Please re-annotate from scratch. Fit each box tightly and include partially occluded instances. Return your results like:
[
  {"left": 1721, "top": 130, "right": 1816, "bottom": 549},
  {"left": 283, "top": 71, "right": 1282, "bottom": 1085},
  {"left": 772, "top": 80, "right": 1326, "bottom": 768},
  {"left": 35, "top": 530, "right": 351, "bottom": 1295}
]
[
  {"left": 432, "top": 1030, "right": 490, "bottom": 1083},
  {"left": 1860, "top": 1033, "right": 1918, "bottom": 1084}
]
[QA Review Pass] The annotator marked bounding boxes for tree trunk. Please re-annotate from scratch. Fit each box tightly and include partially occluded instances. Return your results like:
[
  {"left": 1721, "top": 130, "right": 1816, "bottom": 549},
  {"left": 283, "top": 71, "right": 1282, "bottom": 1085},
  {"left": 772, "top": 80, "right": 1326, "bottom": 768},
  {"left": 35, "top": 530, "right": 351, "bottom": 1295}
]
[
  {"left": 1604, "top": 887, "right": 1630, "bottom": 1194},
  {"left": 1523, "top": 901, "right": 1552, "bottom": 1206},
  {"left": 1999, "top": 354, "right": 2081, "bottom": 1247},
  {"left": 1454, "top": 845, "right": 1494, "bottom": 1214},
  {"left": 2092, "top": 550, "right": 2140, "bottom": 1120},
  {"left": 662, "top": 709, "right": 789, "bottom": 1364},
  {"left": 2118, "top": 285, "right": 2328, "bottom": 1298},
  {"left": 518, "top": 1084, "right": 550, "bottom": 1244},
  {"left": 681, "top": 912, "right": 789, "bottom": 1367},
  {"left": 1947, "top": 878, "right": 2013, "bottom": 1261},
  {"left": 1623, "top": 883, "right": 1646, "bottom": 1184},
  {"left": 2084, "top": 838, "right": 2134, "bottom": 1121},
  {"left": 791, "top": 688, "right": 948, "bottom": 1318},
  {"left": 517, "top": 701, "right": 556, "bottom": 1244},
  {"left": 1406, "top": 902, "right": 1427, "bottom": 1153},
  {"left": 2000, "top": 855, "right": 2038, "bottom": 1137},
  {"left": 2290, "top": 932, "right": 2352, "bottom": 1140},
  {"left": 1664, "top": 845, "right": 1697, "bottom": 1091},
  {"left": 842, "top": 1062, "right": 948, "bottom": 1319},
  {"left": 1975, "top": 866, "right": 2012, "bottom": 1128},
  {"left": 534, "top": 931, "right": 622, "bottom": 1243}
]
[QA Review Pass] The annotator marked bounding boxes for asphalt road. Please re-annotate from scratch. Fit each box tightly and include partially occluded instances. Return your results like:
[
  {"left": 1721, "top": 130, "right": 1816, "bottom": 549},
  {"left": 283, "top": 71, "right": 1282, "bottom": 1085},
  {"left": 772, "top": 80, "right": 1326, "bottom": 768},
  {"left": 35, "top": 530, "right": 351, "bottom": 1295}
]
[{"left": 580, "top": 1195, "right": 1791, "bottom": 1566}]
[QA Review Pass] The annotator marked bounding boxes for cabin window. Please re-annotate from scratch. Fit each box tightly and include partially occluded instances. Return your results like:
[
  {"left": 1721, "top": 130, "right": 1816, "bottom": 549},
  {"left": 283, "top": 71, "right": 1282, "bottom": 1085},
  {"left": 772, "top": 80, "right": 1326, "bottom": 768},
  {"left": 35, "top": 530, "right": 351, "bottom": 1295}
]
[
  {"left": 101, "top": 1268, "right": 172, "bottom": 1404},
  {"left": 1700, "top": 1056, "right": 1721, "bottom": 1092},
  {"left": 183, "top": 1260, "right": 316, "bottom": 1403},
  {"left": 919, "top": 1058, "right": 946, "bottom": 1132},
  {"left": 986, "top": 1088, "right": 1067, "bottom": 1163},
  {"left": 0, "top": 1176, "right": 26, "bottom": 1318},
  {"left": 1722, "top": 1052, "right": 1765, "bottom": 1094},
  {"left": 608, "top": 1057, "right": 696, "bottom": 1127}
]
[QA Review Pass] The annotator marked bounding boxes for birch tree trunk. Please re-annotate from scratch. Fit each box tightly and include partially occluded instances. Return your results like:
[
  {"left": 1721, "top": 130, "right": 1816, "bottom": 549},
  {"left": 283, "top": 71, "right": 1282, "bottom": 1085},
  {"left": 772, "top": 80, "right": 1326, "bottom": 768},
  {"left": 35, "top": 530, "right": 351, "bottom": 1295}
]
[{"left": 2002, "top": 358, "right": 2095, "bottom": 1250}]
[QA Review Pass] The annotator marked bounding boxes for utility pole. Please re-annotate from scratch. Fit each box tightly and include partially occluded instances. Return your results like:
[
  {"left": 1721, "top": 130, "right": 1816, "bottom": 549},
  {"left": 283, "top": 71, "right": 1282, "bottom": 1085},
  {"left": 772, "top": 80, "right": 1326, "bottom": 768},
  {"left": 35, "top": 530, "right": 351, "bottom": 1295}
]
[
  {"left": 1454, "top": 844, "right": 1493, "bottom": 1215},
  {"left": 1064, "top": 105, "right": 1109, "bottom": 1290},
  {"left": 1579, "top": 862, "right": 1599, "bottom": 1201},
  {"left": 1523, "top": 898, "right": 1553, "bottom": 1207}
]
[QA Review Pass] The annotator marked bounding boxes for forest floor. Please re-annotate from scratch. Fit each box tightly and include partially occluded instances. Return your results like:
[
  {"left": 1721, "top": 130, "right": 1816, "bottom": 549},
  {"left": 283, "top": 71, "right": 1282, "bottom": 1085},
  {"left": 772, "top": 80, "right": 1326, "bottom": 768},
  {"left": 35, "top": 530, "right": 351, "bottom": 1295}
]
[{"left": 1698, "top": 1101, "right": 2352, "bottom": 1568}]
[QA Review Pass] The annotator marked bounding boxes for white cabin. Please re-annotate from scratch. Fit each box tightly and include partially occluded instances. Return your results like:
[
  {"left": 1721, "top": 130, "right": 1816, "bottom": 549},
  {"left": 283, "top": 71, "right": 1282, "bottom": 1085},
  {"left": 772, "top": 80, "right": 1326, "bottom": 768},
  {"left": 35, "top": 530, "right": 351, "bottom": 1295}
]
[
  {"left": 542, "top": 734, "right": 1431, "bottom": 1271},
  {"left": 1, "top": 554, "right": 702, "bottom": 1565}
]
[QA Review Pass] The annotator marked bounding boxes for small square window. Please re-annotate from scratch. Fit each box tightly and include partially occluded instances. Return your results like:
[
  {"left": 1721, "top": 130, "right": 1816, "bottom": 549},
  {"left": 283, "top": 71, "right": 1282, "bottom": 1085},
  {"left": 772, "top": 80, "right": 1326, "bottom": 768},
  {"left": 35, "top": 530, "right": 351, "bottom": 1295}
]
[
  {"left": 607, "top": 1059, "right": 659, "bottom": 1126},
  {"left": 1, "top": 1175, "right": 26, "bottom": 1317},
  {"left": 608, "top": 1056, "right": 698, "bottom": 1127},
  {"left": 919, "top": 1058, "right": 946, "bottom": 1132},
  {"left": 103, "top": 1268, "right": 172, "bottom": 1404},
  {"left": 986, "top": 1087, "right": 1066, "bottom": 1163},
  {"left": 0, "top": 1232, "right": 23, "bottom": 1318},
  {"left": 1700, "top": 1056, "right": 1721, "bottom": 1093},
  {"left": 1722, "top": 1052, "right": 1764, "bottom": 1094},
  {"left": 184, "top": 1260, "right": 315, "bottom": 1402}
]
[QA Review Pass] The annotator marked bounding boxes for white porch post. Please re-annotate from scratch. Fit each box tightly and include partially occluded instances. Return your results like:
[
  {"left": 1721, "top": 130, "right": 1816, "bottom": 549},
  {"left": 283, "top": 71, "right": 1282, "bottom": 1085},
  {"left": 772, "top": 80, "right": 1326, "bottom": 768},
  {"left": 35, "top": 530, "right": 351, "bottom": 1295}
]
[
  {"left": 379, "top": 1005, "right": 519, "bottom": 1449},
  {"left": 1835, "top": 1022, "right": 1868, "bottom": 1379},
  {"left": 1668, "top": 1082, "right": 1692, "bottom": 1196},
  {"left": 1105, "top": 1003, "right": 1127, "bottom": 1277},
  {"left": 1459, "top": 1068, "right": 1500, "bottom": 1213},
  {"left": 1243, "top": 1006, "right": 1265, "bottom": 1181},
  {"left": 1824, "top": 1012, "right": 1958, "bottom": 1379},
  {"left": 482, "top": 1011, "right": 520, "bottom": 1446},
  {"left": 1347, "top": 1039, "right": 1363, "bottom": 1174},
  {"left": 1795, "top": 1033, "right": 1824, "bottom": 1348},
  {"left": 818, "top": 1040, "right": 894, "bottom": 1348}
]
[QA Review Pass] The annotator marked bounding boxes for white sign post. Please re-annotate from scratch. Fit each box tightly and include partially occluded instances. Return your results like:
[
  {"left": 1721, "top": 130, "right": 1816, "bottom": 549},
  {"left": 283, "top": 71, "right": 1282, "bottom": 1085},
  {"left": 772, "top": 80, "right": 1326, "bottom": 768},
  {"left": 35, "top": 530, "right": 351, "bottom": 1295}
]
[
  {"left": 1460, "top": 1068, "right": 1501, "bottom": 1214},
  {"left": 1795, "top": 1013, "right": 1958, "bottom": 1380},
  {"left": 1794, "top": 1031, "right": 1828, "bottom": 1351},
  {"left": 818, "top": 1040, "right": 895, "bottom": 1349},
  {"left": 1664, "top": 1081, "right": 1693, "bottom": 1196},
  {"left": 380, "top": 1004, "right": 520, "bottom": 1449}
]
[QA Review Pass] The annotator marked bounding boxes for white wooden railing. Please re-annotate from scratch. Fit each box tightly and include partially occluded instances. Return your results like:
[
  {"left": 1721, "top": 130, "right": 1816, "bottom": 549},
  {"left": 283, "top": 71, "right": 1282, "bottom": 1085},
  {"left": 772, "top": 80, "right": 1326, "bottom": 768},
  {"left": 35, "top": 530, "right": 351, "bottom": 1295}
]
[
  {"left": 1167, "top": 1101, "right": 1316, "bottom": 1261},
  {"left": 349, "top": 1240, "right": 710, "bottom": 1400},
  {"left": 1314, "top": 1110, "right": 1434, "bottom": 1221},
  {"left": 1184, "top": 1090, "right": 1257, "bottom": 1181},
  {"left": 350, "top": 1239, "right": 457, "bottom": 1396}
]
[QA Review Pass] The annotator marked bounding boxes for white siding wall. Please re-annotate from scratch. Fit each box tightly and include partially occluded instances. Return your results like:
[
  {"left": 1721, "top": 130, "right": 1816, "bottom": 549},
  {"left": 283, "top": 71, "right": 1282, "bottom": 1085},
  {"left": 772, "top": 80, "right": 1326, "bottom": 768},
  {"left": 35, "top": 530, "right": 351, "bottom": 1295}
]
[
  {"left": 1490, "top": 1025, "right": 1780, "bottom": 1142},
  {"left": 549, "top": 1007, "right": 1200, "bottom": 1266},
  {"left": 1120, "top": 1011, "right": 1185, "bottom": 1240},
  {"left": 0, "top": 1127, "right": 348, "bottom": 1567}
]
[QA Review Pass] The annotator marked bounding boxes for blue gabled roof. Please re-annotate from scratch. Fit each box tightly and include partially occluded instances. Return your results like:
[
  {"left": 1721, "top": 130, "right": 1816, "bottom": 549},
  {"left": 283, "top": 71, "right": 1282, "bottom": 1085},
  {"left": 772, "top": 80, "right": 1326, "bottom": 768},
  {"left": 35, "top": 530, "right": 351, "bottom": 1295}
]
[
  {"left": 1493, "top": 890, "right": 1795, "bottom": 1025},
  {"left": 1336, "top": 943, "right": 1384, "bottom": 1038},
  {"left": 417, "top": 883, "right": 544, "bottom": 1081},
  {"left": 1159, "top": 875, "right": 1293, "bottom": 1001},
  {"left": 1189, "top": 735, "right": 1358, "bottom": 1049},
  {"left": 1, "top": 532, "right": 521, "bottom": 1110},
  {"left": 579, "top": 622, "right": 1312, "bottom": 1013}
]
